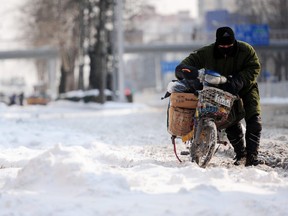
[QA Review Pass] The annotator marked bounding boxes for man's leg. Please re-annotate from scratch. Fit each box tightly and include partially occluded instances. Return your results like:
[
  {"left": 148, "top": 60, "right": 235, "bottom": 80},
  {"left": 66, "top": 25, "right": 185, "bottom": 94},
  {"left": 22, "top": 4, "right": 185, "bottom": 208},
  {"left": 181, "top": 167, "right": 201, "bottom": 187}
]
[
  {"left": 225, "top": 122, "right": 246, "bottom": 165},
  {"left": 245, "top": 114, "right": 264, "bottom": 166}
]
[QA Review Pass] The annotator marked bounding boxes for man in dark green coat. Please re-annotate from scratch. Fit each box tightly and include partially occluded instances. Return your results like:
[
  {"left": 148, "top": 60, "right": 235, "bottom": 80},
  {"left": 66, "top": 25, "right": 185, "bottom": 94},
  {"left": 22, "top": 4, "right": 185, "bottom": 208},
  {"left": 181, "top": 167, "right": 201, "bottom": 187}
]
[{"left": 175, "top": 26, "right": 263, "bottom": 166}]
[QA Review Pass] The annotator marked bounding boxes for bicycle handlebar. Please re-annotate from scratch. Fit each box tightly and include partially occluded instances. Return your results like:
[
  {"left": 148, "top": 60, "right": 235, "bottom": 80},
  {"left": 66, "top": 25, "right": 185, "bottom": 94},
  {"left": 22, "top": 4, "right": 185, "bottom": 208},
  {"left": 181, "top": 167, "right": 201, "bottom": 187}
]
[{"left": 198, "top": 69, "right": 227, "bottom": 85}]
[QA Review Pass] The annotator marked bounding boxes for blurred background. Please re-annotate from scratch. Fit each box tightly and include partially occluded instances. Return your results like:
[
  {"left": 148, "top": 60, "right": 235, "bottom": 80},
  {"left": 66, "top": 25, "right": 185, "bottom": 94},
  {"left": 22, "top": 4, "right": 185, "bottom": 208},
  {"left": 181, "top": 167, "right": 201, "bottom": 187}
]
[{"left": 0, "top": 0, "right": 287, "bottom": 105}]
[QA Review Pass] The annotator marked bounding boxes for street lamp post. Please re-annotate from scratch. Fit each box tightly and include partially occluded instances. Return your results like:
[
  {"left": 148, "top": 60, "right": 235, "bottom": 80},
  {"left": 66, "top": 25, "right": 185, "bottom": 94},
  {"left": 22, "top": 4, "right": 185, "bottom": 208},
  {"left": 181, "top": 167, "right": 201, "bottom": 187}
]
[{"left": 115, "top": 0, "right": 125, "bottom": 102}]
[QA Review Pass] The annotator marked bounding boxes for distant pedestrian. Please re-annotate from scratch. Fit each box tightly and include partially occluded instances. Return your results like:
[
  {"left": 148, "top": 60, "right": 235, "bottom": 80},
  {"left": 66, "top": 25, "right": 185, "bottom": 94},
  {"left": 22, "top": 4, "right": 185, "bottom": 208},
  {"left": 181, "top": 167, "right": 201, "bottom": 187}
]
[
  {"left": 125, "top": 87, "right": 133, "bottom": 103},
  {"left": 9, "top": 94, "right": 16, "bottom": 106},
  {"left": 19, "top": 92, "right": 24, "bottom": 106}
]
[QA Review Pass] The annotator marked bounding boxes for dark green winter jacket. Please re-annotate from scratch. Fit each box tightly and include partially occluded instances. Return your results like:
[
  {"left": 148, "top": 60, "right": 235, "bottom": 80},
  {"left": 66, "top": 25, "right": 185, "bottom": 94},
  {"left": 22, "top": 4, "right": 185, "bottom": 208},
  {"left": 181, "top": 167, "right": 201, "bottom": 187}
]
[{"left": 178, "top": 40, "right": 261, "bottom": 120}]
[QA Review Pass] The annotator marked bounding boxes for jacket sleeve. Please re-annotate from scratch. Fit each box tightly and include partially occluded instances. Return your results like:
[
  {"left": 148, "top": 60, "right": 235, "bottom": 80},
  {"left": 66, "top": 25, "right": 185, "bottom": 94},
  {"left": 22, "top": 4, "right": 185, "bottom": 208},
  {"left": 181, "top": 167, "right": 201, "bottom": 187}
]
[
  {"left": 238, "top": 44, "right": 261, "bottom": 86},
  {"left": 175, "top": 50, "right": 206, "bottom": 80},
  {"left": 175, "top": 63, "right": 199, "bottom": 80}
]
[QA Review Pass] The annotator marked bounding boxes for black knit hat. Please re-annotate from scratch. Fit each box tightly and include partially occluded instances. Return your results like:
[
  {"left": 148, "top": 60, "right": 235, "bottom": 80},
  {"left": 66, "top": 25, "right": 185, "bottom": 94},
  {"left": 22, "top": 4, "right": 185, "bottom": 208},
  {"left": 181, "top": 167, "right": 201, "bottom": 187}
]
[{"left": 216, "top": 27, "right": 235, "bottom": 45}]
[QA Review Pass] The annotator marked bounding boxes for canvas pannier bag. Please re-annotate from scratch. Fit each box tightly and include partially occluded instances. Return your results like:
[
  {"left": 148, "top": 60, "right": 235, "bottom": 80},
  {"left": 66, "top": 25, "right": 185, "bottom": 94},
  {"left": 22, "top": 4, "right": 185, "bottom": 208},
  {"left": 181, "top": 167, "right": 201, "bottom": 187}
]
[
  {"left": 169, "top": 92, "right": 198, "bottom": 108},
  {"left": 167, "top": 93, "right": 198, "bottom": 137}
]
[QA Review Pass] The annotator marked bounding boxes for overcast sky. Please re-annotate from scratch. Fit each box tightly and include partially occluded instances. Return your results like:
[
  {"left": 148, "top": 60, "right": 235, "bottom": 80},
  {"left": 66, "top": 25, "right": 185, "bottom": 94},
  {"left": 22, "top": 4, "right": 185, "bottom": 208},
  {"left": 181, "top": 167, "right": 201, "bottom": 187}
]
[
  {"left": 0, "top": 0, "right": 25, "bottom": 49},
  {"left": 0, "top": 0, "right": 199, "bottom": 48}
]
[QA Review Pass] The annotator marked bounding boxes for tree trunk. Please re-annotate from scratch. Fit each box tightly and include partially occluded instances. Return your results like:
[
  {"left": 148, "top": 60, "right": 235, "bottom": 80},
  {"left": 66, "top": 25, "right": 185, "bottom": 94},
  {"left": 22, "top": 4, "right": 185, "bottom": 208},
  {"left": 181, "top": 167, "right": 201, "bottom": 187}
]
[
  {"left": 88, "top": 0, "right": 108, "bottom": 104},
  {"left": 59, "top": 65, "right": 67, "bottom": 94},
  {"left": 59, "top": 49, "right": 76, "bottom": 94},
  {"left": 88, "top": 48, "right": 97, "bottom": 89}
]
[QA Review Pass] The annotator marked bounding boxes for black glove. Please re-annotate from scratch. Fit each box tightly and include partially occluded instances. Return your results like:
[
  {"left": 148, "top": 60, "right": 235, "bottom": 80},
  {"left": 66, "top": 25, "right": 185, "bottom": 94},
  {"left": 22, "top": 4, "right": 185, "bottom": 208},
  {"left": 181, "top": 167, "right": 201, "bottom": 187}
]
[
  {"left": 175, "top": 64, "right": 199, "bottom": 80},
  {"left": 220, "top": 75, "right": 244, "bottom": 95}
]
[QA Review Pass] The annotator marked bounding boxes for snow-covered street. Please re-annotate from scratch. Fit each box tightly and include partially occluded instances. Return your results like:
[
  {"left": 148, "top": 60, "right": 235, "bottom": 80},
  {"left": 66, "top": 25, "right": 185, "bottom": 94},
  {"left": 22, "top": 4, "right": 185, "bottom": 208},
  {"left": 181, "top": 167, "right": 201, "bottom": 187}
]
[{"left": 0, "top": 99, "right": 287, "bottom": 216}]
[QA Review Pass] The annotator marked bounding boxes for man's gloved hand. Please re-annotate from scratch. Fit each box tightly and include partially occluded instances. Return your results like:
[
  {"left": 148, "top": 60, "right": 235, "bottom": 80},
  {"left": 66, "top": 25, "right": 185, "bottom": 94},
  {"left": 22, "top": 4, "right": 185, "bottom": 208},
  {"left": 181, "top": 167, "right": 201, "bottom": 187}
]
[
  {"left": 220, "top": 75, "right": 244, "bottom": 95},
  {"left": 175, "top": 64, "right": 199, "bottom": 80}
]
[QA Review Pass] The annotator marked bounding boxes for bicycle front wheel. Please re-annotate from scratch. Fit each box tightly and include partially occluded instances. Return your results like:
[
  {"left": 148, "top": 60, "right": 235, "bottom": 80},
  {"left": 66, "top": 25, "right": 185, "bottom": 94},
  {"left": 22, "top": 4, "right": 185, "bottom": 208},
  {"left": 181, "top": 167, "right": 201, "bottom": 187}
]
[{"left": 191, "top": 119, "right": 217, "bottom": 168}]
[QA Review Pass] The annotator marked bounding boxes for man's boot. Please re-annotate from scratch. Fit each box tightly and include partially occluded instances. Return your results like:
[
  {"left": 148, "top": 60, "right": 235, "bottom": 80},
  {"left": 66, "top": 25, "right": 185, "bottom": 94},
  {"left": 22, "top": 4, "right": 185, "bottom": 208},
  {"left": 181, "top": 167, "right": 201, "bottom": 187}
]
[
  {"left": 245, "top": 154, "right": 264, "bottom": 166},
  {"left": 232, "top": 139, "right": 246, "bottom": 166},
  {"left": 245, "top": 115, "right": 264, "bottom": 166},
  {"left": 226, "top": 122, "right": 246, "bottom": 166}
]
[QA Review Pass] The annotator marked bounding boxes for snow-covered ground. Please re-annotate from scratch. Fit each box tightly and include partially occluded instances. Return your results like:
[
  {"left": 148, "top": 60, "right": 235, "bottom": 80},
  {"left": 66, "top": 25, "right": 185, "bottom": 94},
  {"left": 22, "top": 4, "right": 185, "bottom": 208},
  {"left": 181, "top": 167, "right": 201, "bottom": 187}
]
[{"left": 0, "top": 98, "right": 288, "bottom": 216}]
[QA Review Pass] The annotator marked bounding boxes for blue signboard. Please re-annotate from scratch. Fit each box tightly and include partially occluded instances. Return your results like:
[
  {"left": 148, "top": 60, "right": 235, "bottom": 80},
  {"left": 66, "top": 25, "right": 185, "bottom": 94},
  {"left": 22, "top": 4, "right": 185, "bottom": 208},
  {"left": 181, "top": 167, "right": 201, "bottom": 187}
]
[
  {"left": 161, "top": 61, "right": 180, "bottom": 74},
  {"left": 234, "top": 24, "right": 269, "bottom": 46}
]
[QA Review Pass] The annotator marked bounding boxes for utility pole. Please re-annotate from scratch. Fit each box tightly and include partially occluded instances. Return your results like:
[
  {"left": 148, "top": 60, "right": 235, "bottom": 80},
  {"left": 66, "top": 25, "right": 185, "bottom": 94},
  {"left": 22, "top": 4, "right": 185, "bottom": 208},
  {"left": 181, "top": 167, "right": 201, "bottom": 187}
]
[
  {"left": 115, "top": 0, "right": 125, "bottom": 102},
  {"left": 78, "top": 0, "right": 85, "bottom": 90}
]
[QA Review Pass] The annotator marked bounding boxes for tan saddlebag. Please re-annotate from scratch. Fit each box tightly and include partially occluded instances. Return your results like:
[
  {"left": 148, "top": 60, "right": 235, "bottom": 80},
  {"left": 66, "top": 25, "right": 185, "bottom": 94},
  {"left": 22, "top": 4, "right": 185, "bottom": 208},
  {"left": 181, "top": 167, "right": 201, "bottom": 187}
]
[
  {"left": 168, "top": 106, "right": 196, "bottom": 137},
  {"left": 167, "top": 92, "right": 198, "bottom": 137},
  {"left": 169, "top": 92, "right": 198, "bottom": 109}
]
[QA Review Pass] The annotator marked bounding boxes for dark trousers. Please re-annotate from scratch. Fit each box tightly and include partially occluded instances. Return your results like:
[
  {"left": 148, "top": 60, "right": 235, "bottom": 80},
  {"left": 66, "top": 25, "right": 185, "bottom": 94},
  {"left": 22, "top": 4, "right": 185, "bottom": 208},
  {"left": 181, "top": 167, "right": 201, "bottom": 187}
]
[{"left": 226, "top": 114, "right": 262, "bottom": 156}]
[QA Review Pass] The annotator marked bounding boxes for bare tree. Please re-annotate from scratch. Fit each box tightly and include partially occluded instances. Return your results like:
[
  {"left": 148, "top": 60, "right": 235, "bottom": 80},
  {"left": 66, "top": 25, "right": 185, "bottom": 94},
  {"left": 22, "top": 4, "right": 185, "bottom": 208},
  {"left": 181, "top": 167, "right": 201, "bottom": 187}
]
[
  {"left": 236, "top": 0, "right": 288, "bottom": 29},
  {"left": 123, "top": 0, "right": 148, "bottom": 44},
  {"left": 21, "top": 0, "right": 151, "bottom": 102},
  {"left": 22, "top": 0, "right": 81, "bottom": 94}
]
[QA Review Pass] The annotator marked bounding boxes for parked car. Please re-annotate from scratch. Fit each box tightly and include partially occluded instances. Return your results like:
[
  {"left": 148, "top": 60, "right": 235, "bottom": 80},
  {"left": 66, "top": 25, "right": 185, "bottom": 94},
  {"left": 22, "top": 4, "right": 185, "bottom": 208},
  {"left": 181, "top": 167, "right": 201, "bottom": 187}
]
[{"left": 26, "top": 94, "right": 50, "bottom": 105}]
